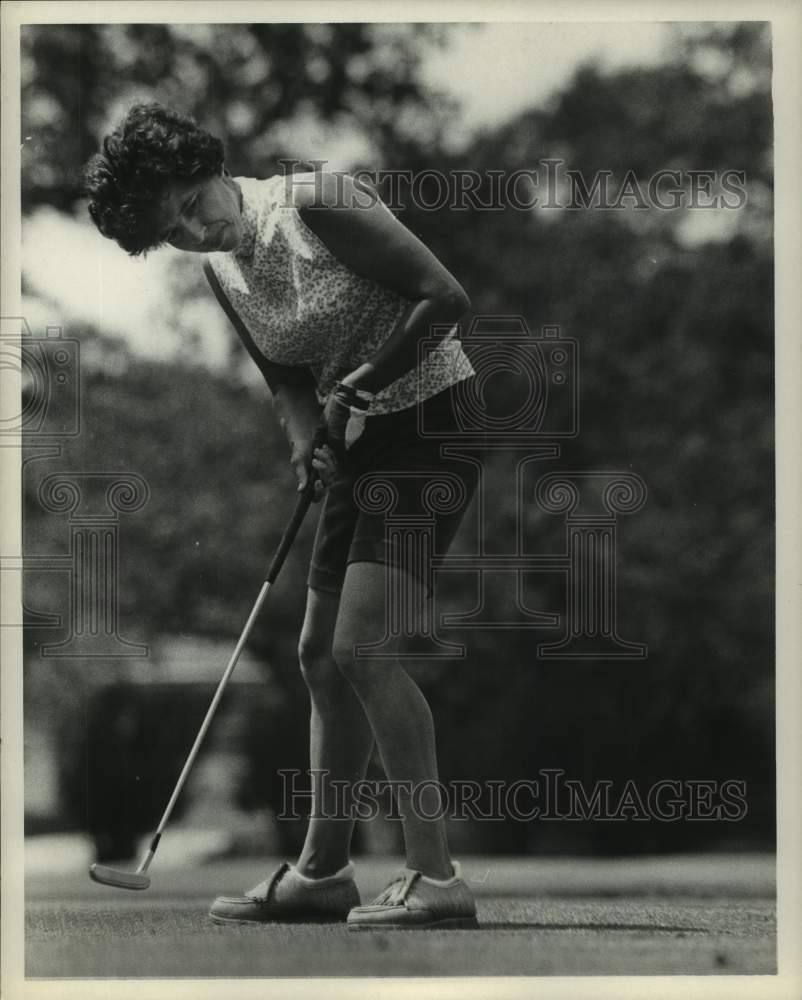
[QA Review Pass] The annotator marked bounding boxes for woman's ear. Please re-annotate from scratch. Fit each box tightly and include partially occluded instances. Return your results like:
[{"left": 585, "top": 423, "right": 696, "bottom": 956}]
[{"left": 222, "top": 166, "right": 231, "bottom": 178}]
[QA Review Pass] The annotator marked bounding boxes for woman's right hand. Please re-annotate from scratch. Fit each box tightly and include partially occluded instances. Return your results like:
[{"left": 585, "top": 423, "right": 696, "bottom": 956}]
[{"left": 292, "top": 436, "right": 340, "bottom": 503}]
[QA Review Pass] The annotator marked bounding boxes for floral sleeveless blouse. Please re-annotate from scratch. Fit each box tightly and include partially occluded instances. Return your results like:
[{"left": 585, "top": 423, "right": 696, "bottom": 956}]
[{"left": 205, "top": 174, "right": 474, "bottom": 415}]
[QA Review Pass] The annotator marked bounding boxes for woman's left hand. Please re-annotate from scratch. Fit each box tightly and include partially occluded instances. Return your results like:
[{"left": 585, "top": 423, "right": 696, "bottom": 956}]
[
  {"left": 320, "top": 383, "right": 371, "bottom": 458},
  {"left": 309, "top": 442, "right": 340, "bottom": 499}
]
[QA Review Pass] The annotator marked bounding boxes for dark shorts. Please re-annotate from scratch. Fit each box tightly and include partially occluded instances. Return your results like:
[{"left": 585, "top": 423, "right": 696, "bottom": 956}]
[{"left": 308, "top": 378, "right": 478, "bottom": 597}]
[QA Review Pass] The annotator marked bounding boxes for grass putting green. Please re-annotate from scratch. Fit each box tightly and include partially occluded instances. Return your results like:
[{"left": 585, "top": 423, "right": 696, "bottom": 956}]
[{"left": 24, "top": 852, "right": 776, "bottom": 978}]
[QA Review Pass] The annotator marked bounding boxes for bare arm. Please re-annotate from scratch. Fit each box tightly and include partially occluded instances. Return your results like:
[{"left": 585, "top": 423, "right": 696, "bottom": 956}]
[
  {"left": 202, "top": 260, "right": 333, "bottom": 498},
  {"left": 291, "top": 172, "right": 470, "bottom": 395},
  {"left": 271, "top": 383, "right": 326, "bottom": 494}
]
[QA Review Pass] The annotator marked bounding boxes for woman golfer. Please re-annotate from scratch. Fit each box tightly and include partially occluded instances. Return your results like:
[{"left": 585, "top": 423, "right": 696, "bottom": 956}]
[{"left": 86, "top": 103, "right": 479, "bottom": 929}]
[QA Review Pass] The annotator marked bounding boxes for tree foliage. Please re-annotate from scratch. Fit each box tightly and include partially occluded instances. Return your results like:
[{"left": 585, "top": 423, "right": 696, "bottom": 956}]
[{"left": 21, "top": 22, "right": 455, "bottom": 211}]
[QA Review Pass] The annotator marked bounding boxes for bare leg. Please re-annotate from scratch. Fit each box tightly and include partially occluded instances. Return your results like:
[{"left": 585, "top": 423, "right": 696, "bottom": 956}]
[
  {"left": 333, "top": 561, "right": 454, "bottom": 880},
  {"left": 294, "top": 585, "right": 375, "bottom": 878}
]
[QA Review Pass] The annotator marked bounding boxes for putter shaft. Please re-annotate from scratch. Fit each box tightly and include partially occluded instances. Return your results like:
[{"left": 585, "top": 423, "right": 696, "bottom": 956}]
[
  {"left": 137, "top": 578, "right": 273, "bottom": 873},
  {"left": 90, "top": 479, "right": 317, "bottom": 889}
]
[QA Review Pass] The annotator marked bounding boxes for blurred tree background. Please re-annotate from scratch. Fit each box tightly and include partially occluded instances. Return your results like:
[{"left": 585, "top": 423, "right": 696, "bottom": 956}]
[{"left": 20, "top": 22, "right": 773, "bottom": 855}]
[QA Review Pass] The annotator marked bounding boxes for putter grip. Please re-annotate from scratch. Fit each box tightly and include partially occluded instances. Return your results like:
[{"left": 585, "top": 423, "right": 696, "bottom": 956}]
[{"left": 264, "top": 427, "right": 327, "bottom": 585}]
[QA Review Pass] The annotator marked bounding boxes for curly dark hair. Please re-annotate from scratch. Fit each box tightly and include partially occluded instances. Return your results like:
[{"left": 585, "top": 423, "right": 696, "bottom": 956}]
[{"left": 84, "top": 103, "right": 225, "bottom": 256}]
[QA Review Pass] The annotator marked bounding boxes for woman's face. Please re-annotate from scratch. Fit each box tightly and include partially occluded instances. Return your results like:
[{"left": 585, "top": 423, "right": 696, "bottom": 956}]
[{"left": 161, "top": 171, "right": 243, "bottom": 253}]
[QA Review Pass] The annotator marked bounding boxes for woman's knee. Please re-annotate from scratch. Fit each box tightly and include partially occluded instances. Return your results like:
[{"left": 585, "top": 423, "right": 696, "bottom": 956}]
[
  {"left": 297, "top": 620, "right": 344, "bottom": 692},
  {"left": 332, "top": 618, "right": 399, "bottom": 688},
  {"left": 297, "top": 587, "right": 344, "bottom": 693},
  {"left": 331, "top": 628, "right": 358, "bottom": 676}
]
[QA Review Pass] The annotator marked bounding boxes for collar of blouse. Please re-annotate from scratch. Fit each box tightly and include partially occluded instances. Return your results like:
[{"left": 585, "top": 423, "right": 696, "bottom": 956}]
[{"left": 231, "top": 179, "right": 257, "bottom": 261}]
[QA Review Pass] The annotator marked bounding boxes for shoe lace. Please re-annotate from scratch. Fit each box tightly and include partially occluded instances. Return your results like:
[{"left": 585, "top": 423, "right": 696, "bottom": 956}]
[
  {"left": 370, "top": 871, "right": 420, "bottom": 907},
  {"left": 245, "top": 879, "right": 272, "bottom": 902}
]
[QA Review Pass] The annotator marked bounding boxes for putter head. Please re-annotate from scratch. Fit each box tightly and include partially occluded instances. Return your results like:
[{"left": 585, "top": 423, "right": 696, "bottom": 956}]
[{"left": 89, "top": 863, "right": 151, "bottom": 891}]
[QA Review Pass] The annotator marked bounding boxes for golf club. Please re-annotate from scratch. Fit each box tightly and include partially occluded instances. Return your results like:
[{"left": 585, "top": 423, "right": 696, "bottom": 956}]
[{"left": 89, "top": 460, "right": 323, "bottom": 890}]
